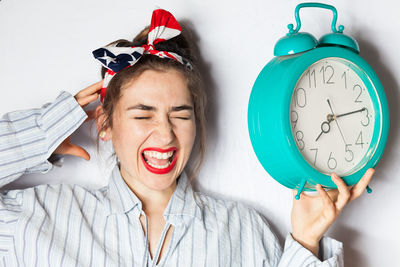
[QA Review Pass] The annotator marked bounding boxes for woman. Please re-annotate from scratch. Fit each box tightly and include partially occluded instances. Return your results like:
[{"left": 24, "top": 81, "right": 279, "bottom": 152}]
[{"left": 0, "top": 9, "right": 374, "bottom": 266}]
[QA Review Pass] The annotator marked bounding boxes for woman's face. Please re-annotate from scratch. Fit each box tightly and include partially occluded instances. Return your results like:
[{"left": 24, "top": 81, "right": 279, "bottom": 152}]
[{"left": 107, "top": 69, "right": 196, "bottom": 192}]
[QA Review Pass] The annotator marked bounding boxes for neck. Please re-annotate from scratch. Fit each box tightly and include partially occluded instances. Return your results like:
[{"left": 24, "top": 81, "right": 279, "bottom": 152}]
[{"left": 120, "top": 167, "right": 177, "bottom": 215}]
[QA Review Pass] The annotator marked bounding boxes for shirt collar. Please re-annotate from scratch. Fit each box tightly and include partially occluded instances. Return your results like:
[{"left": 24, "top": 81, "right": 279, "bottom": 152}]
[
  {"left": 106, "top": 164, "right": 202, "bottom": 224},
  {"left": 107, "top": 164, "right": 142, "bottom": 216},
  {"left": 162, "top": 169, "right": 202, "bottom": 224}
]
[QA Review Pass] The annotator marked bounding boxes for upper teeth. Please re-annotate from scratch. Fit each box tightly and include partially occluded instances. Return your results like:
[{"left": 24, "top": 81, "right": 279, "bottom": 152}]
[{"left": 143, "top": 150, "right": 174, "bottom": 159}]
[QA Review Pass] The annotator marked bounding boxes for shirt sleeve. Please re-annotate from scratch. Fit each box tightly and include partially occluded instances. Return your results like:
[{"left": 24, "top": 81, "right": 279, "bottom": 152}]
[
  {"left": 0, "top": 91, "right": 88, "bottom": 187},
  {"left": 0, "top": 188, "right": 24, "bottom": 265},
  {"left": 278, "top": 233, "right": 344, "bottom": 267},
  {"left": 251, "top": 209, "right": 344, "bottom": 267}
]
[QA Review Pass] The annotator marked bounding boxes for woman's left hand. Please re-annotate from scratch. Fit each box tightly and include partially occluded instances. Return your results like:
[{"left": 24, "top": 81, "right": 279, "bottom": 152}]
[
  {"left": 291, "top": 168, "right": 375, "bottom": 256},
  {"left": 53, "top": 81, "right": 102, "bottom": 160}
]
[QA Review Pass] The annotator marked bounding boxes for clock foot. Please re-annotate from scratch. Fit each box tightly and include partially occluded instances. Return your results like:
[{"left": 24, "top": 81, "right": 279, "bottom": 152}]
[
  {"left": 295, "top": 178, "right": 307, "bottom": 200},
  {"left": 366, "top": 185, "right": 372, "bottom": 194}
]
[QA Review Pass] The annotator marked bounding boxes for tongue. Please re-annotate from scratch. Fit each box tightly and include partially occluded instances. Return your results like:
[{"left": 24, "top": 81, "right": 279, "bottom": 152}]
[{"left": 143, "top": 154, "right": 170, "bottom": 166}]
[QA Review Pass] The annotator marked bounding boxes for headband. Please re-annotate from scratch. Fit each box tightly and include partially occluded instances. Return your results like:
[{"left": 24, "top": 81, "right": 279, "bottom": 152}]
[{"left": 92, "top": 9, "right": 193, "bottom": 103}]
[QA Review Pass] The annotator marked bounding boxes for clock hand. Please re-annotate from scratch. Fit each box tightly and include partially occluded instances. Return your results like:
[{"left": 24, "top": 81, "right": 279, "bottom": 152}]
[
  {"left": 326, "top": 99, "right": 334, "bottom": 112},
  {"left": 326, "top": 99, "right": 347, "bottom": 145},
  {"left": 333, "top": 107, "right": 366, "bottom": 119},
  {"left": 314, "top": 99, "right": 341, "bottom": 142},
  {"left": 315, "top": 118, "right": 333, "bottom": 142}
]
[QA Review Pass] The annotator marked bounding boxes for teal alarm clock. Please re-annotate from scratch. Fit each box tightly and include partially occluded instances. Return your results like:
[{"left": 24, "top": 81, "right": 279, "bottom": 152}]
[{"left": 247, "top": 3, "right": 389, "bottom": 199}]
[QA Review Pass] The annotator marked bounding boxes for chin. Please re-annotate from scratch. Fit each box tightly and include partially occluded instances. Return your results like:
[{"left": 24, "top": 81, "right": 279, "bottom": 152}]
[{"left": 143, "top": 173, "right": 179, "bottom": 191}]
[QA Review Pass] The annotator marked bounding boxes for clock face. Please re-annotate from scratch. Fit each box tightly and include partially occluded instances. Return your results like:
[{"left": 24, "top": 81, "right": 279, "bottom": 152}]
[{"left": 290, "top": 58, "right": 376, "bottom": 176}]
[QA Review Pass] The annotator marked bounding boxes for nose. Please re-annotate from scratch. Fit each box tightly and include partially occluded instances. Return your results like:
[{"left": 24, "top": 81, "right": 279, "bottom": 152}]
[{"left": 154, "top": 117, "right": 175, "bottom": 145}]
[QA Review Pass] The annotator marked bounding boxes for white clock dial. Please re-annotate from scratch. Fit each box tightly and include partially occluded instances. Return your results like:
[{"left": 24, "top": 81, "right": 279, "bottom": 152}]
[{"left": 290, "top": 58, "right": 375, "bottom": 176}]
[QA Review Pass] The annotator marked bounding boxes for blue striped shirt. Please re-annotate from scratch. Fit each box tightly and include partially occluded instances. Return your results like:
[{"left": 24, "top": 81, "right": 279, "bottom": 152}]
[{"left": 0, "top": 91, "right": 344, "bottom": 266}]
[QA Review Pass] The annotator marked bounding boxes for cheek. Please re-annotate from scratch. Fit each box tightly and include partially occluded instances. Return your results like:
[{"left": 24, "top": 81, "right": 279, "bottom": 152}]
[
  {"left": 112, "top": 121, "right": 150, "bottom": 154},
  {"left": 178, "top": 121, "right": 196, "bottom": 148},
  {"left": 133, "top": 123, "right": 154, "bottom": 137}
]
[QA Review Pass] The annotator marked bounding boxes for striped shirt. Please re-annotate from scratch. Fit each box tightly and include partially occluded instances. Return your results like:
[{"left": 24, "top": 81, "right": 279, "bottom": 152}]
[{"left": 0, "top": 91, "right": 344, "bottom": 266}]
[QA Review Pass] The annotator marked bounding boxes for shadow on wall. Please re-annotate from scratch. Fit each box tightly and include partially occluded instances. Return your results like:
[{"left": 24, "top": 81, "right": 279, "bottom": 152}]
[
  {"left": 180, "top": 19, "right": 220, "bottom": 182},
  {"left": 179, "top": 20, "right": 287, "bottom": 245},
  {"left": 356, "top": 36, "right": 400, "bottom": 175},
  {"left": 330, "top": 35, "right": 399, "bottom": 267},
  {"left": 332, "top": 225, "right": 366, "bottom": 266}
]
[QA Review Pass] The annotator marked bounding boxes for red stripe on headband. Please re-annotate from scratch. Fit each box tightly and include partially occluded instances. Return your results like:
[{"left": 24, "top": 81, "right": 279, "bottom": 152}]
[
  {"left": 106, "top": 69, "right": 116, "bottom": 75},
  {"left": 149, "top": 9, "right": 182, "bottom": 33},
  {"left": 100, "top": 87, "right": 107, "bottom": 103},
  {"left": 100, "top": 69, "right": 117, "bottom": 102},
  {"left": 154, "top": 38, "right": 166, "bottom": 43},
  {"left": 163, "top": 51, "right": 179, "bottom": 61}
]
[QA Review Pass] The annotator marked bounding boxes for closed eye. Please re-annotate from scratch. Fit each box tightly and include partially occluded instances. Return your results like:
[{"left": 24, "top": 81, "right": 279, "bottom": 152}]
[{"left": 134, "top": 116, "right": 190, "bottom": 120}]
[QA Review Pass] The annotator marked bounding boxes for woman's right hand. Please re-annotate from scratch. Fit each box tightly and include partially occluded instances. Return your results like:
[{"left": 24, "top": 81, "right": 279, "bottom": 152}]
[{"left": 53, "top": 81, "right": 103, "bottom": 160}]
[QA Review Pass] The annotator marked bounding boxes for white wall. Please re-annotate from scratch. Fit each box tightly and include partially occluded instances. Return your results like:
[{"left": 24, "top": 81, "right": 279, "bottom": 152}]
[{"left": 1, "top": 0, "right": 399, "bottom": 266}]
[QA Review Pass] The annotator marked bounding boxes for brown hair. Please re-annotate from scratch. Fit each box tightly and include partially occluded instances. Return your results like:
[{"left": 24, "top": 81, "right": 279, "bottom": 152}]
[{"left": 95, "top": 23, "right": 207, "bottom": 183}]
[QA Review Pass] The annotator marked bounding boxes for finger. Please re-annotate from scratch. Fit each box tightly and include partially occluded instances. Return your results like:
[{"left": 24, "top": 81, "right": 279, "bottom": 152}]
[
  {"left": 66, "top": 144, "right": 91, "bottom": 161},
  {"left": 331, "top": 173, "right": 351, "bottom": 211},
  {"left": 76, "top": 93, "right": 100, "bottom": 107},
  {"left": 77, "top": 80, "right": 103, "bottom": 97},
  {"left": 315, "top": 184, "right": 334, "bottom": 209},
  {"left": 75, "top": 80, "right": 103, "bottom": 98},
  {"left": 349, "top": 168, "right": 375, "bottom": 202}
]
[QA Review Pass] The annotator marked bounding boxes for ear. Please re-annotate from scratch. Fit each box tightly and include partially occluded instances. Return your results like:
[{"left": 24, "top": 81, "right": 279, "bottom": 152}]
[{"left": 95, "top": 105, "right": 112, "bottom": 141}]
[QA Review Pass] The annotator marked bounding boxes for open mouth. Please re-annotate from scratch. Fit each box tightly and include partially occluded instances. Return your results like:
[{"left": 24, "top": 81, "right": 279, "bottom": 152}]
[{"left": 141, "top": 148, "right": 178, "bottom": 174}]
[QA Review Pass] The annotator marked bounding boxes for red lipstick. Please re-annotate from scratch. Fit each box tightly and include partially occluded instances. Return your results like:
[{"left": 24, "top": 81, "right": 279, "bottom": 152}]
[{"left": 141, "top": 147, "right": 178, "bottom": 175}]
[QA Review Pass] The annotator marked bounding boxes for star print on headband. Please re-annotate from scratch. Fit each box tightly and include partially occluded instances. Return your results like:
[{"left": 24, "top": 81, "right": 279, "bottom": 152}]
[{"left": 92, "top": 9, "right": 193, "bottom": 103}]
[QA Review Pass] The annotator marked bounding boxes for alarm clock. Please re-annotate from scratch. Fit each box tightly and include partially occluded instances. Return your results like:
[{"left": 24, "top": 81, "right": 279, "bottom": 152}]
[{"left": 247, "top": 3, "right": 389, "bottom": 199}]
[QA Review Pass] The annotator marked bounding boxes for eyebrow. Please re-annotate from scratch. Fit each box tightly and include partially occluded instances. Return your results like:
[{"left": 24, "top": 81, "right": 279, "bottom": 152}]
[{"left": 126, "top": 104, "right": 193, "bottom": 112}]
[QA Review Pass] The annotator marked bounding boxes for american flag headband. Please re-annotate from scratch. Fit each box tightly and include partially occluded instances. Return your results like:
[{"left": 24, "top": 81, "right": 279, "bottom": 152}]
[{"left": 92, "top": 9, "right": 193, "bottom": 103}]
